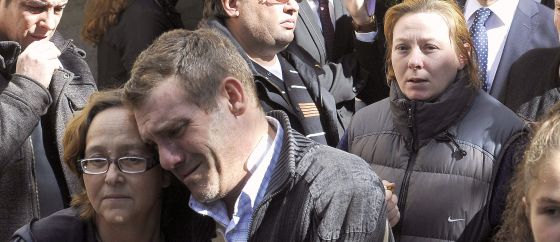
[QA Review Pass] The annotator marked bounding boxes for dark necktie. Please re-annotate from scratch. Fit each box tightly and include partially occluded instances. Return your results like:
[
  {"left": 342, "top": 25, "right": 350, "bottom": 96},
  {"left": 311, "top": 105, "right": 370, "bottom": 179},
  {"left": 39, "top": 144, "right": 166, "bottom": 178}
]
[
  {"left": 318, "top": 0, "right": 335, "bottom": 60},
  {"left": 470, "top": 8, "right": 492, "bottom": 92}
]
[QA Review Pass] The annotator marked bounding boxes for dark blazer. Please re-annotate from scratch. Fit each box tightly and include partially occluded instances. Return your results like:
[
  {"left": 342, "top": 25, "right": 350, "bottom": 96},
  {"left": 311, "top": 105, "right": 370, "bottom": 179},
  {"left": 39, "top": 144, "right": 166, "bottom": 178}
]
[
  {"left": 293, "top": 0, "right": 389, "bottom": 104},
  {"left": 456, "top": 0, "right": 558, "bottom": 100},
  {"left": 491, "top": 0, "right": 559, "bottom": 100}
]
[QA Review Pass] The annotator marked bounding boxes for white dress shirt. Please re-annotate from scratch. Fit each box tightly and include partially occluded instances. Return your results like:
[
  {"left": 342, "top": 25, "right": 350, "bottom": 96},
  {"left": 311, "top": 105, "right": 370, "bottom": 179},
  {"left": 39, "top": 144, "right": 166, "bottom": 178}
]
[{"left": 464, "top": 0, "right": 520, "bottom": 91}]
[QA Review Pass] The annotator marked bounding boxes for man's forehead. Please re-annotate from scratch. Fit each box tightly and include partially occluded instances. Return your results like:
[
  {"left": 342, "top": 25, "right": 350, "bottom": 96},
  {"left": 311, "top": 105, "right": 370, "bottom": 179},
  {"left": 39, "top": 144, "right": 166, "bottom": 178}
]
[{"left": 21, "top": 0, "right": 68, "bottom": 6}]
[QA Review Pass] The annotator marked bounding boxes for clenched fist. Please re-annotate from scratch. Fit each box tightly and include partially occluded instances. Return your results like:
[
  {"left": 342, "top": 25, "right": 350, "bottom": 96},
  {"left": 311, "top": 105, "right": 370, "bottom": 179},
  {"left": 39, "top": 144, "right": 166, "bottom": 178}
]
[{"left": 15, "top": 40, "right": 62, "bottom": 88}]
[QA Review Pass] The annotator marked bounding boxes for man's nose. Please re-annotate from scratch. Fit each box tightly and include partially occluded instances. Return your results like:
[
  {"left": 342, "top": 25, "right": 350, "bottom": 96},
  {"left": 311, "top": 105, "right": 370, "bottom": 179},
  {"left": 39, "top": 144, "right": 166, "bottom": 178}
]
[
  {"left": 38, "top": 10, "right": 57, "bottom": 31},
  {"left": 158, "top": 144, "right": 184, "bottom": 171}
]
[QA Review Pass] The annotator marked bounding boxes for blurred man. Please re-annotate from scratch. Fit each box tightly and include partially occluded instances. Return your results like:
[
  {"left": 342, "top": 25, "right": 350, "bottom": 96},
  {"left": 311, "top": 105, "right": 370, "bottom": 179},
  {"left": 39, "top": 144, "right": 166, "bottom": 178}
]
[
  {"left": 124, "top": 28, "right": 389, "bottom": 241},
  {"left": 460, "top": 0, "right": 558, "bottom": 100},
  {"left": 0, "top": 0, "right": 96, "bottom": 240},
  {"left": 502, "top": 0, "right": 560, "bottom": 121},
  {"left": 295, "top": 0, "right": 389, "bottom": 104}
]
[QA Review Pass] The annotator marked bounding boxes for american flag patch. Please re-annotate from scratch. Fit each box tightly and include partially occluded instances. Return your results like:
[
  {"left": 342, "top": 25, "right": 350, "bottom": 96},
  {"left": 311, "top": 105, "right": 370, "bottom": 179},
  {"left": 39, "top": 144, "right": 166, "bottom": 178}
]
[{"left": 299, "top": 102, "right": 319, "bottom": 118}]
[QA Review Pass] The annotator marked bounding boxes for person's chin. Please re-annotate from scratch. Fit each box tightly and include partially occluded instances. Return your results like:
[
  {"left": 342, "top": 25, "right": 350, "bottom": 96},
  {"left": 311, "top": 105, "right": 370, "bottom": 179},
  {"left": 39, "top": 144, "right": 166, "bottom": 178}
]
[
  {"left": 191, "top": 184, "right": 220, "bottom": 203},
  {"left": 98, "top": 209, "right": 132, "bottom": 224},
  {"left": 275, "top": 37, "right": 293, "bottom": 51},
  {"left": 404, "top": 90, "right": 432, "bottom": 101}
]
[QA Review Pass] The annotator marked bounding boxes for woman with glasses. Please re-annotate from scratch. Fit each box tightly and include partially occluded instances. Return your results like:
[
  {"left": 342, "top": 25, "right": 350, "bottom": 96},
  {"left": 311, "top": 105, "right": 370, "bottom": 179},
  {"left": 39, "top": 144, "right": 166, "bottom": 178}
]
[{"left": 10, "top": 90, "right": 208, "bottom": 242}]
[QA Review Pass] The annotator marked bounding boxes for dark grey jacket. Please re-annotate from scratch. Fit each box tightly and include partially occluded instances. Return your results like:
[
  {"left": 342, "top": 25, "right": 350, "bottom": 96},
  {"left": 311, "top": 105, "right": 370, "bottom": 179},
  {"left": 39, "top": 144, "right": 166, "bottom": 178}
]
[
  {"left": 347, "top": 76, "right": 525, "bottom": 241},
  {"left": 183, "top": 111, "right": 389, "bottom": 241},
  {"left": 0, "top": 32, "right": 96, "bottom": 241}
]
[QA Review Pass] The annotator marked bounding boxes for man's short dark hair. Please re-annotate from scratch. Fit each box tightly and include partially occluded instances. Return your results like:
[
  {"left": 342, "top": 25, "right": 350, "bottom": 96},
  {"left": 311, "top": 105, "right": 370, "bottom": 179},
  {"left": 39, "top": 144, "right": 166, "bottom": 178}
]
[{"left": 124, "top": 28, "right": 257, "bottom": 111}]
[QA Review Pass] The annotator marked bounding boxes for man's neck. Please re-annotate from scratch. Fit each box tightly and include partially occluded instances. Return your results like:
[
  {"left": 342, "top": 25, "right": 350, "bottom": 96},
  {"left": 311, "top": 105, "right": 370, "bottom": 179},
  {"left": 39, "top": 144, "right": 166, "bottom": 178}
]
[
  {"left": 222, "top": 114, "right": 275, "bottom": 217},
  {"left": 225, "top": 21, "right": 283, "bottom": 67},
  {"left": 249, "top": 53, "right": 279, "bottom": 67}
]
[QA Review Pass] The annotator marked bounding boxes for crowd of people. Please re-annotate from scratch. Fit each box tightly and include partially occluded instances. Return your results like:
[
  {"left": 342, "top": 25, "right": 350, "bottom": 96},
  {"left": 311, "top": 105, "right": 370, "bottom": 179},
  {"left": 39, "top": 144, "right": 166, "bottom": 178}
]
[{"left": 1, "top": 0, "right": 560, "bottom": 241}]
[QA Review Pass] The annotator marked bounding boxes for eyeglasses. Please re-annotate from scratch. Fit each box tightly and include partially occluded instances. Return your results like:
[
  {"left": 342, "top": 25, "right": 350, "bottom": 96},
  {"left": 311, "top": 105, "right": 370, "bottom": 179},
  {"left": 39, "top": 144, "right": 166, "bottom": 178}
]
[{"left": 77, "top": 157, "right": 159, "bottom": 175}]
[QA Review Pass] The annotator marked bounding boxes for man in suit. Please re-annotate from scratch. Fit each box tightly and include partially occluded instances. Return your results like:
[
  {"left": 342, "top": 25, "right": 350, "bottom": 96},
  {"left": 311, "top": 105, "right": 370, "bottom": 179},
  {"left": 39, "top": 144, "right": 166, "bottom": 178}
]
[
  {"left": 294, "top": 0, "right": 390, "bottom": 104},
  {"left": 460, "top": 0, "right": 558, "bottom": 102}
]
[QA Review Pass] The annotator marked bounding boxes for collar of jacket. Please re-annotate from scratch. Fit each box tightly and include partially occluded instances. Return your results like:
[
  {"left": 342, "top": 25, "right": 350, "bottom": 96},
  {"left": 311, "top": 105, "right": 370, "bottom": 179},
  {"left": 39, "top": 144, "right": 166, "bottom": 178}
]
[
  {"left": 203, "top": 18, "right": 318, "bottom": 82},
  {"left": 389, "top": 70, "right": 477, "bottom": 150},
  {"left": 0, "top": 41, "right": 21, "bottom": 78},
  {"left": 50, "top": 31, "right": 85, "bottom": 59},
  {"left": 0, "top": 31, "right": 79, "bottom": 77},
  {"left": 203, "top": 18, "right": 262, "bottom": 75},
  {"left": 262, "top": 110, "right": 316, "bottom": 199}
]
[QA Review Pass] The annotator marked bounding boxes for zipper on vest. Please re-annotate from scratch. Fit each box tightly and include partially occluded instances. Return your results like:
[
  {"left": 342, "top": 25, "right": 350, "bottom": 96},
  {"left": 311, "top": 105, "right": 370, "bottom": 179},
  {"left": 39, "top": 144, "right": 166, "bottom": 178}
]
[
  {"left": 29, "top": 138, "right": 41, "bottom": 218},
  {"left": 395, "top": 102, "right": 418, "bottom": 235},
  {"left": 439, "top": 130, "right": 467, "bottom": 158}
]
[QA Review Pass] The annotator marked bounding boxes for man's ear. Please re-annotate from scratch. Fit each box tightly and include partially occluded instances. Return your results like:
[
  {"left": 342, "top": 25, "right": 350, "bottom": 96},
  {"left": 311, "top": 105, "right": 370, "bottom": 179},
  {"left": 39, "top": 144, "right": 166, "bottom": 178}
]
[
  {"left": 222, "top": 77, "right": 247, "bottom": 116},
  {"left": 222, "top": 0, "right": 240, "bottom": 17}
]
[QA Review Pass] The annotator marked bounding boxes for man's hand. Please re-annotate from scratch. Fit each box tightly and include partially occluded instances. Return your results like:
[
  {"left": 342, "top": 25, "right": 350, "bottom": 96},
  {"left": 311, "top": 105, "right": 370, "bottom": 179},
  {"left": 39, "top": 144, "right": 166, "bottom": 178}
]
[
  {"left": 15, "top": 40, "right": 61, "bottom": 88},
  {"left": 383, "top": 180, "right": 400, "bottom": 227},
  {"left": 342, "top": 0, "right": 372, "bottom": 26}
]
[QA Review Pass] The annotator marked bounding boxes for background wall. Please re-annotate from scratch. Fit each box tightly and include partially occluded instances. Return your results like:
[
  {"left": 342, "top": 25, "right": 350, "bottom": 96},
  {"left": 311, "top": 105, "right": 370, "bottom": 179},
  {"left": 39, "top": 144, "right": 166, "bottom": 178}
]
[{"left": 57, "top": 0, "right": 204, "bottom": 81}]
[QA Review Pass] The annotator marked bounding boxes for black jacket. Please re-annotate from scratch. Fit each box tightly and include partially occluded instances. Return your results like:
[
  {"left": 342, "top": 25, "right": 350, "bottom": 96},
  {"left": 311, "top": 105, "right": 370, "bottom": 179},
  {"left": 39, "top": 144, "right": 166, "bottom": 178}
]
[
  {"left": 96, "top": 0, "right": 183, "bottom": 89},
  {"left": 10, "top": 180, "right": 213, "bottom": 242},
  {"left": 503, "top": 47, "right": 560, "bottom": 122},
  {"left": 205, "top": 18, "right": 359, "bottom": 146}
]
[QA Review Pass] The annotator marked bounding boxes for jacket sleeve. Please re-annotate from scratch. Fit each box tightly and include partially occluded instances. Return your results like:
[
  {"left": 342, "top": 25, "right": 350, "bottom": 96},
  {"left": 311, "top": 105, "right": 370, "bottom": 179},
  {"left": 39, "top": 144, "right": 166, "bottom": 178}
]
[
  {"left": 0, "top": 74, "right": 52, "bottom": 164},
  {"left": 312, "top": 148, "right": 388, "bottom": 241},
  {"left": 9, "top": 223, "right": 33, "bottom": 242}
]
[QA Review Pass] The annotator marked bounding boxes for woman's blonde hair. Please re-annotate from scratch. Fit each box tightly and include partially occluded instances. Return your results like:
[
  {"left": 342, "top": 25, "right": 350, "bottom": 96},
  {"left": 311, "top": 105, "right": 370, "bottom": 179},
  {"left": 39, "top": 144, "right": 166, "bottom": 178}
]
[
  {"left": 494, "top": 104, "right": 560, "bottom": 241},
  {"left": 383, "top": 0, "right": 480, "bottom": 88},
  {"left": 81, "top": 0, "right": 129, "bottom": 45}
]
